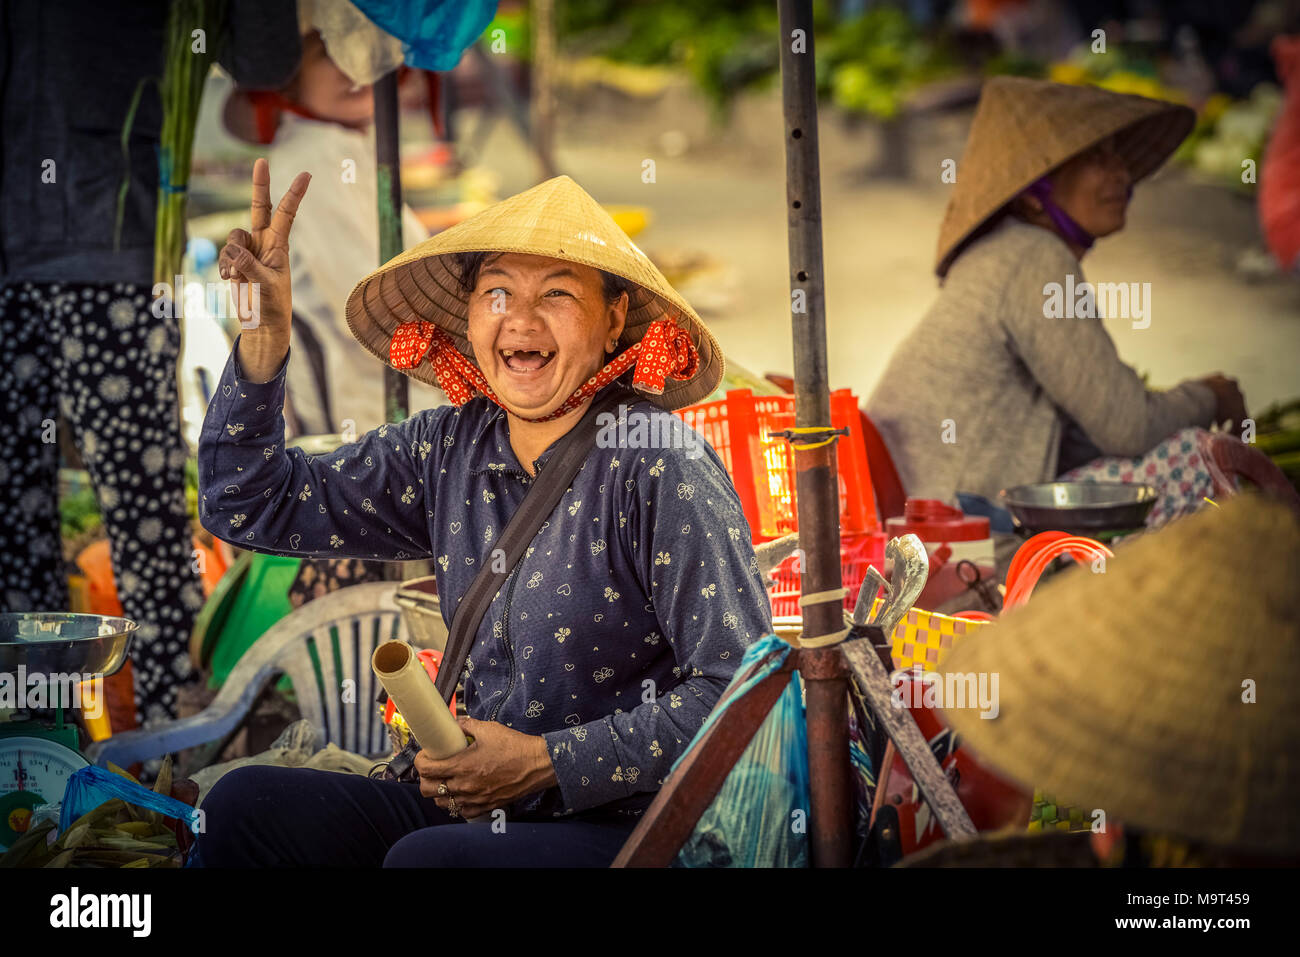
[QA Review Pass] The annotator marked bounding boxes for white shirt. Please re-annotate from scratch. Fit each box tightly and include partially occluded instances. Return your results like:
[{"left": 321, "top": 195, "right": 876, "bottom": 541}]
[{"left": 268, "top": 112, "right": 447, "bottom": 436}]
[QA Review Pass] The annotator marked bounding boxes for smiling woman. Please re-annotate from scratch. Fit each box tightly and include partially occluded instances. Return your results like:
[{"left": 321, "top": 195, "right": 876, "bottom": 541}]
[{"left": 194, "top": 172, "right": 766, "bottom": 868}]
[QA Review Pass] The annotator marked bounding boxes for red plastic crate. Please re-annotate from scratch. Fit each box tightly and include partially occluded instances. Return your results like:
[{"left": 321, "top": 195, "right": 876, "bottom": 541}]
[
  {"left": 674, "top": 388, "right": 879, "bottom": 542},
  {"left": 766, "top": 531, "right": 888, "bottom": 618}
]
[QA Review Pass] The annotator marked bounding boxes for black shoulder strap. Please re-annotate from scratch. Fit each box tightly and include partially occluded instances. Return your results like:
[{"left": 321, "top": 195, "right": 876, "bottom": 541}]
[{"left": 434, "top": 386, "right": 633, "bottom": 703}]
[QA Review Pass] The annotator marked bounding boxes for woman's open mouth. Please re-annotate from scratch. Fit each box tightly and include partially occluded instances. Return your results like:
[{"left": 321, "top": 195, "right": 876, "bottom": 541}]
[{"left": 500, "top": 349, "right": 556, "bottom": 373}]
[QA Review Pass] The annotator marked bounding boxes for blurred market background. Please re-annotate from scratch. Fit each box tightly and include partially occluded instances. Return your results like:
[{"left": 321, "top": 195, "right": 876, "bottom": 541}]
[
  {"left": 61, "top": 0, "right": 1300, "bottom": 582},
  {"left": 191, "top": 1, "right": 1298, "bottom": 413}
]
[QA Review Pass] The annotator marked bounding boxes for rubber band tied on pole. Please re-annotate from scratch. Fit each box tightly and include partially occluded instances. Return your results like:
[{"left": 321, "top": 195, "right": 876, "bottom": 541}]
[
  {"left": 388, "top": 316, "right": 699, "bottom": 423},
  {"left": 795, "top": 587, "right": 851, "bottom": 647}
]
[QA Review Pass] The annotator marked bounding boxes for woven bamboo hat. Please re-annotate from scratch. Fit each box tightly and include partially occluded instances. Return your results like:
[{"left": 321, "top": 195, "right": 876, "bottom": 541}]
[
  {"left": 937, "top": 494, "right": 1300, "bottom": 855},
  {"left": 935, "top": 76, "right": 1194, "bottom": 277},
  {"left": 344, "top": 175, "right": 723, "bottom": 411}
]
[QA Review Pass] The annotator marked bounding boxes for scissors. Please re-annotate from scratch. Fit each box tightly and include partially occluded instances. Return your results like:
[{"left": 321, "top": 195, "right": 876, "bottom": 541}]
[{"left": 955, "top": 559, "right": 1002, "bottom": 613}]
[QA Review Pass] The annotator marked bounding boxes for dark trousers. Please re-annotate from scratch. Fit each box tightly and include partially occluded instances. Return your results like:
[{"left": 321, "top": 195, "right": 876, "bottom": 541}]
[
  {"left": 192, "top": 766, "right": 639, "bottom": 867},
  {"left": 0, "top": 281, "right": 201, "bottom": 722}
]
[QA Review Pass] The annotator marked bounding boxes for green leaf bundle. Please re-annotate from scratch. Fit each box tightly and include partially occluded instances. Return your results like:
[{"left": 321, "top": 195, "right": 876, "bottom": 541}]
[{"left": 153, "top": 0, "right": 229, "bottom": 287}]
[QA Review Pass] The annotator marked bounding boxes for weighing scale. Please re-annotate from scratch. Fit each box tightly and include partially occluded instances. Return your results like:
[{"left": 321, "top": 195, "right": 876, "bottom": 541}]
[
  {"left": 1001, "top": 482, "right": 1158, "bottom": 539},
  {"left": 0, "top": 612, "right": 135, "bottom": 851}
]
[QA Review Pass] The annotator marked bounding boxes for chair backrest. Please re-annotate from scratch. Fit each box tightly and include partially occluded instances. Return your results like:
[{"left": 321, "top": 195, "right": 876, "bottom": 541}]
[
  {"left": 236, "top": 581, "right": 408, "bottom": 757},
  {"left": 1198, "top": 432, "right": 1300, "bottom": 514},
  {"left": 858, "top": 409, "right": 907, "bottom": 521}
]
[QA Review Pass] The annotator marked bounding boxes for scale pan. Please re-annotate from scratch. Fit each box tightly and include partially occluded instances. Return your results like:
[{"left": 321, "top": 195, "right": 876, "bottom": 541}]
[{"left": 0, "top": 613, "right": 136, "bottom": 677}]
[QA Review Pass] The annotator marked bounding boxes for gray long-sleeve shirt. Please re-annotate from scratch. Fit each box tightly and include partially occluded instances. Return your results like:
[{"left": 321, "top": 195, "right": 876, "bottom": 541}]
[{"left": 867, "top": 218, "right": 1217, "bottom": 502}]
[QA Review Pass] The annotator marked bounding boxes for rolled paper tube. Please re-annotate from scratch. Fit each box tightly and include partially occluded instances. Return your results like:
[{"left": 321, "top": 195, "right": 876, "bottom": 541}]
[{"left": 372, "top": 641, "right": 468, "bottom": 759}]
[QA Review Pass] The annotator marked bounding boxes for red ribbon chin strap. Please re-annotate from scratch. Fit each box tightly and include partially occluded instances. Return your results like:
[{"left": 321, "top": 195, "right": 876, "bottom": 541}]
[{"left": 388, "top": 317, "right": 700, "bottom": 423}]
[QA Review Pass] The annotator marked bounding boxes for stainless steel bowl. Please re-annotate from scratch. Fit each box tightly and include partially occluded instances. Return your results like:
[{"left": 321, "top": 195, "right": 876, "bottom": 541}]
[
  {"left": 0, "top": 613, "right": 136, "bottom": 676},
  {"left": 1000, "top": 482, "right": 1158, "bottom": 535}
]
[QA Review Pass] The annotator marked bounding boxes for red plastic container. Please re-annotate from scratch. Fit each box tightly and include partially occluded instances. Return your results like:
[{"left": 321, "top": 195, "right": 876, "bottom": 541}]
[
  {"left": 885, "top": 498, "right": 989, "bottom": 546},
  {"left": 675, "top": 388, "right": 879, "bottom": 542}
]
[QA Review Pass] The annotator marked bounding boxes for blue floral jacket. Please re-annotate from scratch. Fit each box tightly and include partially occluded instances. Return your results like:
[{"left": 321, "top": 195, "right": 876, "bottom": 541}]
[{"left": 198, "top": 339, "right": 773, "bottom": 819}]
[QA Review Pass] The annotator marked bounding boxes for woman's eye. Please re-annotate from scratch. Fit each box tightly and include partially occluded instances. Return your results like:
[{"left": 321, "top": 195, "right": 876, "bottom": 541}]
[{"left": 546, "top": 289, "right": 574, "bottom": 298}]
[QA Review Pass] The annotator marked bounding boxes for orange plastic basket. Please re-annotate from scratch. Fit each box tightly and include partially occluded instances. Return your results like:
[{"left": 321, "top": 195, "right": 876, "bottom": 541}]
[{"left": 675, "top": 388, "right": 879, "bottom": 542}]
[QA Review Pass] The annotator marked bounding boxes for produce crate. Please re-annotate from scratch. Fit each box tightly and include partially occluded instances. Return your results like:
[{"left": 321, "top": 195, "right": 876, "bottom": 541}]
[{"left": 674, "top": 388, "right": 878, "bottom": 542}]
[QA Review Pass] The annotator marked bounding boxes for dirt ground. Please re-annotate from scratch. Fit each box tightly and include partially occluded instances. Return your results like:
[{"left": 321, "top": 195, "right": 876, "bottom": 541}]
[{"left": 459, "top": 80, "right": 1300, "bottom": 413}]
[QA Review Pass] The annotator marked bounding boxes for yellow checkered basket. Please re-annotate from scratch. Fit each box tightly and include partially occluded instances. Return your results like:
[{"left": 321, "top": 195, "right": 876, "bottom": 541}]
[{"left": 864, "top": 597, "right": 989, "bottom": 670}]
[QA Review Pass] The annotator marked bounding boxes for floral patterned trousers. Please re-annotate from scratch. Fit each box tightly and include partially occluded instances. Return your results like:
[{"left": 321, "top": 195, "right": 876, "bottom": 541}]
[
  {"left": 1059, "top": 426, "right": 1217, "bottom": 528},
  {"left": 0, "top": 281, "right": 202, "bottom": 724}
]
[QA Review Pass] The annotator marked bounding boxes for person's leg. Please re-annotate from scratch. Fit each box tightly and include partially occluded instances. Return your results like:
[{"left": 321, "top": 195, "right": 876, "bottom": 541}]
[
  {"left": 0, "top": 282, "right": 67, "bottom": 612},
  {"left": 383, "top": 816, "right": 638, "bottom": 868},
  {"left": 55, "top": 282, "right": 204, "bottom": 723},
  {"left": 1058, "top": 426, "right": 1217, "bottom": 528},
  {"left": 195, "top": 766, "right": 453, "bottom": 867}
]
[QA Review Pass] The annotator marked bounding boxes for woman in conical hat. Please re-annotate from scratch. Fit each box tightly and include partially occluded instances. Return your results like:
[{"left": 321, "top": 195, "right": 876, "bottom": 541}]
[
  {"left": 936, "top": 494, "right": 1300, "bottom": 864},
  {"left": 343, "top": 172, "right": 724, "bottom": 421},
  {"left": 866, "top": 77, "right": 1250, "bottom": 528},
  {"left": 193, "top": 166, "right": 765, "bottom": 868}
]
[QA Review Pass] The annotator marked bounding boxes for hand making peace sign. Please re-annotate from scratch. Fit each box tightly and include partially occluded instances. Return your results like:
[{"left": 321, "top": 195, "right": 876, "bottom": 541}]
[{"left": 218, "top": 158, "right": 312, "bottom": 348}]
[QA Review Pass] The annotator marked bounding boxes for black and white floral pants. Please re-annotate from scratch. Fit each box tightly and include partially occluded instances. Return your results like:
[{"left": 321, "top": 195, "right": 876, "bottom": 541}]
[{"left": 0, "top": 280, "right": 202, "bottom": 724}]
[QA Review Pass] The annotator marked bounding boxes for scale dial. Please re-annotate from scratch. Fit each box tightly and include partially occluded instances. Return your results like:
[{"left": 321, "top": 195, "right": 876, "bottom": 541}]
[{"left": 0, "top": 736, "right": 88, "bottom": 850}]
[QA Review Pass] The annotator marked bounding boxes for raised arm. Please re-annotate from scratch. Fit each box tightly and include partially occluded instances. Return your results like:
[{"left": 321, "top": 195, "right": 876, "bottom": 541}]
[
  {"left": 200, "top": 158, "right": 436, "bottom": 560},
  {"left": 218, "top": 157, "right": 308, "bottom": 384},
  {"left": 198, "top": 337, "right": 438, "bottom": 561}
]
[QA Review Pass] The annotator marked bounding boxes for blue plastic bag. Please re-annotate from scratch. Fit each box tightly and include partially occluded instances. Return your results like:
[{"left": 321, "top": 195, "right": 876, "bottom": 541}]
[
  {"left": 60, "top": 766, "right": 200, "bottom": 834},
  {"left": 350, "top": 0, "right": 499, "bottom": 72},
  {"left": 675, "top": 635, "right": 811, "bottom": 867}
]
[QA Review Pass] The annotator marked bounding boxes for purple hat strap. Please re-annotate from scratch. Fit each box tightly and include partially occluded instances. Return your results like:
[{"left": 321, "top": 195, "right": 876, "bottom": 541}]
[{"left": 1022, "top": 177, "right": 1095, "bottom": 252}]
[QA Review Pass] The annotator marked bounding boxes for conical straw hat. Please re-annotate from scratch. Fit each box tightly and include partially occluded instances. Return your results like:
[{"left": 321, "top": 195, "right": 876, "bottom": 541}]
[
  {"left": 345, "top": 175, "right": 723, "bottom": 410},
  {"left": 937, "top": 494, "right": 1300, "bottom": 855},
  {"left": 935, "top": 76, "right": 1194, "bottom": 277}
]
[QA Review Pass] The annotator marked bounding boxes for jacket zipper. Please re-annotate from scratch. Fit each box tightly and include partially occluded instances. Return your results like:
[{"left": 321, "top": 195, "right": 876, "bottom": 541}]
[{"left": 489, "top": 564, "right": 523, "bottom": 722}]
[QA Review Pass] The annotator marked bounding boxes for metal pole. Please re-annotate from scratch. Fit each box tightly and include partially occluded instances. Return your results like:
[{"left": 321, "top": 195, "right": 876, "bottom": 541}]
[
  {"left": 374, "top": 71, "right": 415, "bottom": 583},
  {"left": 374, "top": 71, "right": 410, "bottom": 426},
  {"left": 777, "top": 0, "right": 853, "bottom": 868},
  {"left": 530, "top": 0, "right": 559, "bottom": 179}
]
